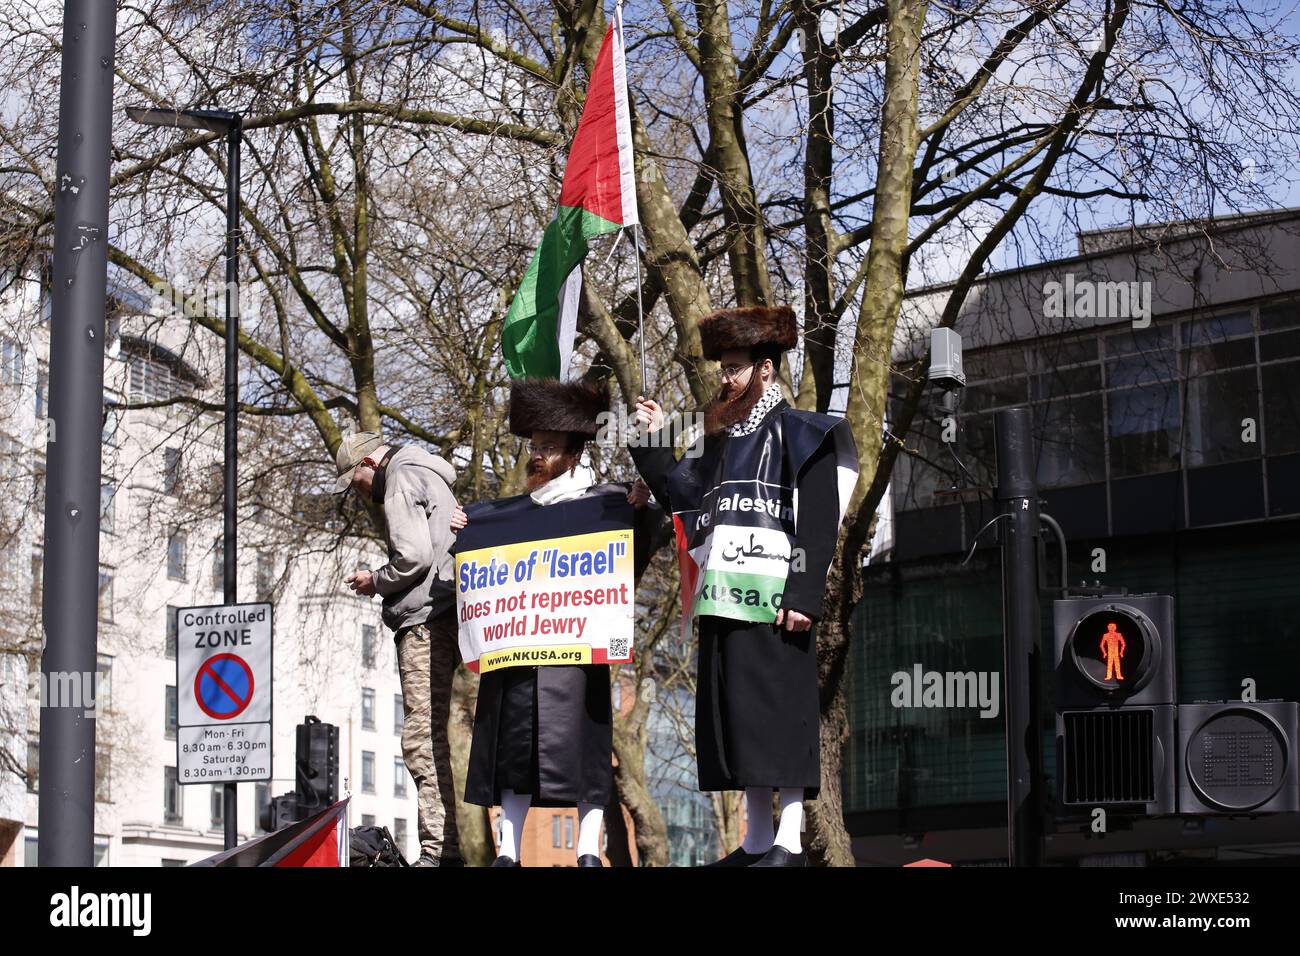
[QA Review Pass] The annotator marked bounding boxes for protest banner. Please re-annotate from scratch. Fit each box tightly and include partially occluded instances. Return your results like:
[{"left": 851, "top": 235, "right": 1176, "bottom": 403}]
[{"left": 452, "top": 491, "right": 635, "bottom": 673}]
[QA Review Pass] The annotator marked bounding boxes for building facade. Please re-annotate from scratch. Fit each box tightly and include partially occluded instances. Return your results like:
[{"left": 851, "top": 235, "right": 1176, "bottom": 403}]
[
  {"left": 0, "top": 267, "right": 419, "bottom": 865},
  {"left": 844, "top": 210, "right": 1300, "bottom": 865}
]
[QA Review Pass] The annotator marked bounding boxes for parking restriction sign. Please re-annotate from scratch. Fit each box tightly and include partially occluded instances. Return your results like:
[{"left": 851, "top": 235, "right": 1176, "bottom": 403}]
[{"left": 176, "top": 602, "right": 273, "bottom": 784}]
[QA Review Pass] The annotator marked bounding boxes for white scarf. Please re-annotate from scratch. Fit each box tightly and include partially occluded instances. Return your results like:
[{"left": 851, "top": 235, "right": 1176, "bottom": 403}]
[
  {"left": 727, "top": 382, "right": 785, "bottom": 437},
  {"left": 530, "top": 462, "right": 597, "bottom": 505}
]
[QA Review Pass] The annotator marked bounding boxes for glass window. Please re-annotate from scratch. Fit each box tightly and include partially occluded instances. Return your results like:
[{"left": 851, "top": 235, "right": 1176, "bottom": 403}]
[
  {"left": 552, "top": 814, "right": 562, "bottom": 848},
  {"left": 1182, "top": 312, "right": 1256, "bottom": 376},
  {"left": 256, "top": 552, "right": 274, "bottom": 603},
  {"left": 1033, "top": 394, "right": 1106, "bottom": 487},
  {"left": 394, "top": 694, "right": 404, "bottom": 735},
  {"left": 1108, "top": 382, "right": 1181, "bottom": 477},
  {"left": 362, "top": 688, "right": 375, "bottom": 730},
  {"left": 1259, "top": 301, "right": 1300, "bottom": 332},
  {"left": 1183, "top": 311, "right": 1254, "bottom": 344},
  {"left": 101, "top": 402, "right": 121, "bottom": 447},
  {"left": 30, "top": 551, "right": 42, "bottom": 609},
  {"left": 1031, "top": 364, "right": 1102, "bottom": 402},
  {"left": 1106, "top": 326, "right": 1177, "bottom": 387},
  {"left": 1, "top": 336, "right": 23, "bottom": 386},
  {"left": 362, "top": 751, "right": 375, "bottom": 793},
  {"left": 1184, "top": 368, "right": 1260, "bottom": 467},
  {"left": 95, "top": 749, "right": 110, "bottom": 802},
  {"left": 166, "top": 606, "right": 178, "bottom": 659},
  {"left": 163, "top": 447, "right": 182, "bottom": 496},
  {"left": 564, "top": 816, "right": 573, "bottom": 849},
  {"left": 361, "top": 814, "right": 375, "bottom": 827},
  {"left": 1260, "top": 328, "right": 1300, "bottom": 363},
  {"left": 97, "top": 568, "right": 113, "bottom": 623},
  {"left": 963, "top": 346, "right": 1028, "bottom": 412},
  {"left": 167, "top": 531, "right": 186, "bottom": 581},
  {"left": 1030, "top": 336, "right": 1098, "bottom": 370},
  {"left": 393, "top": 818, "right": 407, "bottom": 857},
  {"left": 211, "top": 785, "right": 224, "bottom": 829},
  {"left": 164, "top": 766, "right": 182, "bottom": 824},
  {"left": 99, "top": 483, "right": 115, "bottom": 534},
  {"left": 35, "top": 360, "right": 48, "bottom": 420},
  {"left": 165, "top": 685, "right": 177, "bottom": 740},
  {"left": 212, "top": 536, "right": 224, "bottom": 592},
  {"left": 1262, "top": 361, "right": 1300, "bottom": 456},
  {"left": 393, "top": 758, "right": 406, "bottom": 797},
  {"left": 362, "top": 625, "right": 377, "bottom": 669}
]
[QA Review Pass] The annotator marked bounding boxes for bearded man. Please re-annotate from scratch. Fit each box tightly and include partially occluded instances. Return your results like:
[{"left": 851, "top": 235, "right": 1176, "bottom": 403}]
[
  {"left": 630, "top": 305, "right": 858, "bottom": 867},
  {"left": 454, "top": 379, "right": 660, "bottom": 866}
]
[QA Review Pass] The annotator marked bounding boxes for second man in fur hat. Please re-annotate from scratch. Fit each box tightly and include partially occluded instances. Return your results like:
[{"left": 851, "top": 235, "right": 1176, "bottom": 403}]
[{"left": 452, "top": 378, "right": 662, "bottom": 866}]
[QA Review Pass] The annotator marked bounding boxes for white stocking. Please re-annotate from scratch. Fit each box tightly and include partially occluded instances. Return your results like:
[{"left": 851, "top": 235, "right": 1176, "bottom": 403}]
[
  {"left": 498, "top": 789, "right": 531, "bottom": 861},
  {"left": 774, "top": 788, "right": 804, "bottom": 853},
  {"left": 577, "top": 802, "right": 604, "bottom": 859},
  {"left": 741, "top": 787, "right": 775, "bottom": 854}
]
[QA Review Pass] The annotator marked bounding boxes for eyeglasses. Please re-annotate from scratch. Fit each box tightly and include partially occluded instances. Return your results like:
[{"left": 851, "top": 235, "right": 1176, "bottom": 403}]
[
  {"left": 526, "top": 441, "right": 565, "bottom": 456},
  {"left": 719, "top": 361, "right": 758, "bottom": 382}
]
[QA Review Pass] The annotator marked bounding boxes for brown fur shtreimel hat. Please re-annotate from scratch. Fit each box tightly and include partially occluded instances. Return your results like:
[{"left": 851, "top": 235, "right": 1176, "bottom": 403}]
[
  {"left": 508, "top": 378, "right": 611, "bottom": 439},
  {"left": 698, "top": 305, "right": 798, "bottom": 361}
]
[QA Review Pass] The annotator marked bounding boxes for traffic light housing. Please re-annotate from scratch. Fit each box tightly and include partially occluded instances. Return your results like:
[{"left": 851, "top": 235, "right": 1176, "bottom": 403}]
[
  {"left": 1054, "top": 594, "right": 1299, "bottom": 819},
  {"left": 1054, "top": 595, "right": 1178, "bottom": 814},
  {"left": 295, "top": 715, "right": 339, "bottom": 812},
  {"left": 1177, "top": 702, "right": 1298, "bottom": 814},
  {"left": 257, "top": 715, "right": 340, "bottom": 832}
]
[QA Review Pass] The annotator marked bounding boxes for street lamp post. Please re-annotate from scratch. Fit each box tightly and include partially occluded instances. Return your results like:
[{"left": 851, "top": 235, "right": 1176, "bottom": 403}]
[{"left": 127, "top": 106, "right": 243, "bottom": 851}]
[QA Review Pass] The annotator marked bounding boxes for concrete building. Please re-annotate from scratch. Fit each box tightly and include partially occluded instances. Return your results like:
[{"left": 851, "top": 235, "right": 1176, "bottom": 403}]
[{"left": 0, "top": 265, "right": 419, "bottom": 865}]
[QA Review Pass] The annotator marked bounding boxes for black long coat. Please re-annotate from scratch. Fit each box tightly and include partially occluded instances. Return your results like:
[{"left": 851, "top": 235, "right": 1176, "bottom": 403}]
[
  {"left": 464, "top": 483, "right": 663, "bottom": 808},
  {"left": 630, "top": 400, "right": 843, "bottom": 797}
]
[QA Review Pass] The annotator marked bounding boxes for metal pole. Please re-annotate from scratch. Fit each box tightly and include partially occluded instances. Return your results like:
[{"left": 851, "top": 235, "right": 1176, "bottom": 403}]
[
  {"left": 222, "top": 117, "right": 242, "bottom": 850},
  {"left": 38, "top": 0, "right": 118, "bottom": 867},
  {"left": 994, "top": 407, "right": 1044, "bottom": 867}
]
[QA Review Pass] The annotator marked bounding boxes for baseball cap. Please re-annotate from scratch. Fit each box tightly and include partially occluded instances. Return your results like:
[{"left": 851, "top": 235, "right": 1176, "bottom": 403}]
[{"left": 333, "top": 432, "right": 384, "bottom": 493}]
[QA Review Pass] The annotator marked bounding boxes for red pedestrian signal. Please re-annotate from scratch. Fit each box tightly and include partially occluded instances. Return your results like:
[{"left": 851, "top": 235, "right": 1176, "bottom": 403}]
[{"left": 1100, "top": 622, "right": 1126, "bottom": 682}]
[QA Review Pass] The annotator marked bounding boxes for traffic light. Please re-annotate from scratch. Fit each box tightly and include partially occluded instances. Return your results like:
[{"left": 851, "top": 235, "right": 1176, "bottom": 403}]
[
  {"left": 1055, "top": 594, "right": 1299, "bottom": 818},
  {"left": 1177, "top": 702, "right": 1298, "bottom": 814},
  {"left": 1053, "top": 594, "right": 1178, "bottom": 814},
  {"left": 257, "top": 715, "right": 340, "bottom": 832},
  {"left": 294, "top": 715, "right": 339, "bottom": 812}
]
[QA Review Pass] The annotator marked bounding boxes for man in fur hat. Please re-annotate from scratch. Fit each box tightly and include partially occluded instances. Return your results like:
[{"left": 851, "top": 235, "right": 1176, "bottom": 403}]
[
  {"left": 451, "top": 379, "right": 661, "bottom": 867},
  {"left": 630, "top": 305, "right": 858, "bottom": 867}
]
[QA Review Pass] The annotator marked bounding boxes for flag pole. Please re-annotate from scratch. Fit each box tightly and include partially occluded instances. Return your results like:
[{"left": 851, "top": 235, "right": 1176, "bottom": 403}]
[{"left": 635, "top": 224, "right": 646, "bottom": 394}]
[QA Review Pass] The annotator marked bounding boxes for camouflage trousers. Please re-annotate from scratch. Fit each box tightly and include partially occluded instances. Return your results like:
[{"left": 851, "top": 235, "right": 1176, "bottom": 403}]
[{"left": 395, "top": 610, "right": 460, "bottom": 860}]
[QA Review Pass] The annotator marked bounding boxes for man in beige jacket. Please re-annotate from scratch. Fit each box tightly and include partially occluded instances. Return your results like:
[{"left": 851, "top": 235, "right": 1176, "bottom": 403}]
[{"left": 334, "top": 431, "right": 462, "bottom": 866}]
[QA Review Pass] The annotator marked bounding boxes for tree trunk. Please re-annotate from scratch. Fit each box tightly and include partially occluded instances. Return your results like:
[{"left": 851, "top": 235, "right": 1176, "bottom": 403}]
[{"left": 611, "top": 674, "right": 670, "bottom": 866}]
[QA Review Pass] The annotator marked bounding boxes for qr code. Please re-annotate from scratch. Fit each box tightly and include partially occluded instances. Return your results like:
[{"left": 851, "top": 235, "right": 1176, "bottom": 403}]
[{"left": 608, "top": 637, "right": 631, "bottom": 660}]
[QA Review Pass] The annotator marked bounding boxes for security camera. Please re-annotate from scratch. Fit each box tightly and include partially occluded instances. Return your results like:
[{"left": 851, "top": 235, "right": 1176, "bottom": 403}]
[{"left": 929, "top": 327, "right": 965, "bottom": 391}]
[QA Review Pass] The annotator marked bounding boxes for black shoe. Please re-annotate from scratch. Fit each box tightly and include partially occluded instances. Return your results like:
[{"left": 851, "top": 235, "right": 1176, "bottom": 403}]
[
  {"left": 703, "top": 847, "right": 763, "bottom": 867},
  {"left": 749, "top": 845, "right": 807, "bottom": 868},
  {"left": 413, "top": 852, "right": 466, "bottom": 868},
  {"left": 490, "top": 855, "right": 521, "bottom": 867},
  {"left": 577, "top": 854, "right": 603, "bottom": 867}
]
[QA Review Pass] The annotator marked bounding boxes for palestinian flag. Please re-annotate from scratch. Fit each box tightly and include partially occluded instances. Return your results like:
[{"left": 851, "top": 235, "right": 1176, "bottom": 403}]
[{"left": 502, "top": 7, "right": 638, "bottom": 379}]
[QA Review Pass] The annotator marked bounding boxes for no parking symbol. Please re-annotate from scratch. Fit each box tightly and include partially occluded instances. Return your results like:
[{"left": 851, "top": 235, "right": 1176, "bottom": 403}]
[{"left": 195, "top": 653, "right": 255, "bottom": 720}]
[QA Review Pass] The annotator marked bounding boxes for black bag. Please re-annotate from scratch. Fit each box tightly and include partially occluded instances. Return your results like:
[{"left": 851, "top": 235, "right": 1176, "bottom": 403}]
[{"left": 349, "top": 826, "right": 409, "bottom": 867}]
